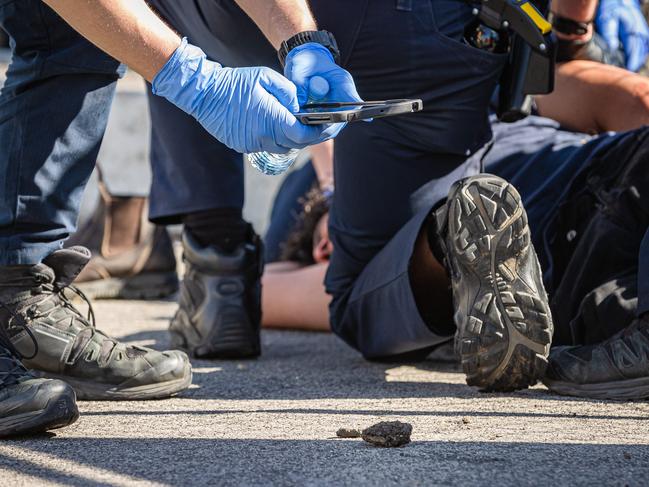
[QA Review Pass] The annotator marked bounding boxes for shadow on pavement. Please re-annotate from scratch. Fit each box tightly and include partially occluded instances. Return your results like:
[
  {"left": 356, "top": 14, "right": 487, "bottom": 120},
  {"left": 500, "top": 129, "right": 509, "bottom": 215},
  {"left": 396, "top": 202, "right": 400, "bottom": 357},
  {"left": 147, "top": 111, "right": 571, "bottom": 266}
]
[
  {"left": 1, "top": 438, "right": 647, "bottom": 486},
  {"left": 78, "top": 408, "right": 649, "bottom": 422},
  {"left": 113, "top": 328, "right": 621, "bottom": 405}
]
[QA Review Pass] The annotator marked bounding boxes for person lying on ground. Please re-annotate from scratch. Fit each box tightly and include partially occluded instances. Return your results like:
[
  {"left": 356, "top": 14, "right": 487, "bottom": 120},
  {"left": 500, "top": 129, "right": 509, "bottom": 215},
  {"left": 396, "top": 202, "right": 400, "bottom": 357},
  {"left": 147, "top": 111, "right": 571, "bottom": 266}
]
[{"left": 263, "top": 113, "right": 649, "bottom": 401}]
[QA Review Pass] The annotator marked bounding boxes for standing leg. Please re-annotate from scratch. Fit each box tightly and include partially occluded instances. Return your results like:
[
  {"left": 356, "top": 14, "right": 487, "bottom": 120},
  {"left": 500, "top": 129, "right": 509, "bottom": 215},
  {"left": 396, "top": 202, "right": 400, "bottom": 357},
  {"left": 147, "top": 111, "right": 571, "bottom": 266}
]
[
  {"left": 145, "top": 0, "right": 279, "bottom": 359},
  {"left": 0, "top": 1, "right": 121, "bottom": 264},
  {"left": 0, "top": 1, "right": 192, "bottom": 401}
]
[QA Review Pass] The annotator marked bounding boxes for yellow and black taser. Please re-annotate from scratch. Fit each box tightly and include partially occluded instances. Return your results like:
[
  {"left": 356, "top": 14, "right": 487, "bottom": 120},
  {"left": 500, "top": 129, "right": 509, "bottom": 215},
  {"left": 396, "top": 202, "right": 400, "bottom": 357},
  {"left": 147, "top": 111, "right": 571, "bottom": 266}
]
[{"left": 468, "top": 0, "right": 557, "bottom": 122}]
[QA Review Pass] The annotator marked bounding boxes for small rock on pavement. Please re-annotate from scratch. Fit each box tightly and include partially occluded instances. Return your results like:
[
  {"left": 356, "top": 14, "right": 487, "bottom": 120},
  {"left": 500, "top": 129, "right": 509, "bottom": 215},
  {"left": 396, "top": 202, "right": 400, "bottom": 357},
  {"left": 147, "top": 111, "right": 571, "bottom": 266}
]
[
  {"left": 361, "top": 421, "right": 412, "bottom": 448},
  {"left": 336, "top": 428, "right": 361, "bottom": 438}
]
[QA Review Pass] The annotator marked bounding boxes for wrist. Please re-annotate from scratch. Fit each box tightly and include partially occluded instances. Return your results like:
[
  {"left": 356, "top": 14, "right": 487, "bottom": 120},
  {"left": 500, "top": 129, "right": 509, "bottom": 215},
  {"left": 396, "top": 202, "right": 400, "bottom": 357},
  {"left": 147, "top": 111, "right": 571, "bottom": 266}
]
[
  {"left": 285, "top": 42, "right": 335, "bottom": 67},
  {"left": 552, "top": 1, "right": 597, "bottom": 24},
  {"left": 151, "top": 38, "right": 217, "bottom": 112},
  {"left": 278, "top": 31, "right": 341, "bottom": 67},
  {"left": 550, "top": 12, "right": 594, "bottom": 43}
]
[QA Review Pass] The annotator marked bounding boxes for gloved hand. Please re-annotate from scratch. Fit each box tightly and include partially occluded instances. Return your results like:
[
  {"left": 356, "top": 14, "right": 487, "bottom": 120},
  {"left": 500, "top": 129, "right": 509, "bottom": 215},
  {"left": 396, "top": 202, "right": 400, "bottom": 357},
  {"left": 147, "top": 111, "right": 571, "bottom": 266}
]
[
  {"left": 596, "top": 0, "right": 649, "bottom": 72},
  {"left": 284, "top": 43, "right": 362, "bottom": 105},
  {"left": 152, "top": 38, "right": 334, "bottom": 154},
  {"left": 284, "top": 43, "right": 364, "bottom": 137}
]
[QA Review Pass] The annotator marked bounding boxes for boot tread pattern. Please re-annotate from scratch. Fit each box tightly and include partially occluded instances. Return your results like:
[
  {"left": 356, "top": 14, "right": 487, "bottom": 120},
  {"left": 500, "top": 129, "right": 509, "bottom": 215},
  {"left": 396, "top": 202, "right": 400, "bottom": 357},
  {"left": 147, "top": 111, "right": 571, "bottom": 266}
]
[{"left": 448, "top": 176, "right": 553, "bottom": 392}]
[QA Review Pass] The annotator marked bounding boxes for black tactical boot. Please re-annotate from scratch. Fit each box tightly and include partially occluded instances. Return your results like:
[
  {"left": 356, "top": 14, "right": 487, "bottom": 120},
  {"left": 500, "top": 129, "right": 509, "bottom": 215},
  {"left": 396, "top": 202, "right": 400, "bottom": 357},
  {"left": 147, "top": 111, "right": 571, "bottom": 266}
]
[
  {"left": 0, "top": 326, "right": 78, "bottom": 437},
  {"left": 435, "top": 175, "right": 554, "bottom": 391},
  {"left": 169, "top": 229, "right": 263, "bottom": 359},
  {"left": 544, "top": 315, "right": 649, "bottom": 400},
  {"left": 0, "top": 247, "right": 192, "bottom": 400}
]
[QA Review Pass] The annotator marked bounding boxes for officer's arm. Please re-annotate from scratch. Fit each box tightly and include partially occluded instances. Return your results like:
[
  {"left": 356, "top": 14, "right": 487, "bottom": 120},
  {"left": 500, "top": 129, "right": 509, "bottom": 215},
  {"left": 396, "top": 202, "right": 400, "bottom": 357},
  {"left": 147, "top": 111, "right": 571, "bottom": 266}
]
[
  {"left": 234, "top": 0, "right": 317, "bottom": 48},
  {"left": 42, "top": 0, "right": 336, "bottom": 156},
  {"left": 42, "top": 0, "right": 180, "bottom": 82}
]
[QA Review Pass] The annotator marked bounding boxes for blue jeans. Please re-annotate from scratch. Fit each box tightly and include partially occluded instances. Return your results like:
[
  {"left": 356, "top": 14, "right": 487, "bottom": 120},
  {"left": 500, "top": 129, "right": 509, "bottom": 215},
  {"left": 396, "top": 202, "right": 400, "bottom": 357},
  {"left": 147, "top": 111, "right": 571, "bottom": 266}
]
[{"left": 0, "top": 0, "right": 123, "bottom": 264}]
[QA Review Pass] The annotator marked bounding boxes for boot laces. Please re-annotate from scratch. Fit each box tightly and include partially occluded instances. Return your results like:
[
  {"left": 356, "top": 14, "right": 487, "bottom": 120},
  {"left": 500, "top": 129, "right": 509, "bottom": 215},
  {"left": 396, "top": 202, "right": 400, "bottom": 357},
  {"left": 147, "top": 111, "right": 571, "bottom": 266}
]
[{"left": 2, "top": 277, "right": 117, "bottom": 365}]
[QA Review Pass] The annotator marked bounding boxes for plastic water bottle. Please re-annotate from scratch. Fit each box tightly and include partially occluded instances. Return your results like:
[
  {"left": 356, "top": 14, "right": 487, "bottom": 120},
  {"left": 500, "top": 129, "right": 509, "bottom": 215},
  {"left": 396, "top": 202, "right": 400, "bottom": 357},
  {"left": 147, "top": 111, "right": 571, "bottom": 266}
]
[
  {"left": 248, "top": 76, "right": 330, "bottom": 176},
  {"left": 248, "top": 149, "right": 301, "bottom": 176}
]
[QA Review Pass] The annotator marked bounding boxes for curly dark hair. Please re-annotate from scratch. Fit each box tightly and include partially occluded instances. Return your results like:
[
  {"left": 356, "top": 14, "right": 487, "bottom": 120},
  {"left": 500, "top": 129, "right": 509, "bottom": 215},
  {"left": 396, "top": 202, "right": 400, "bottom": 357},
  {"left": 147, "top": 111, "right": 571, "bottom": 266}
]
[{"left": 280, "top": 185, "right": 331, "bottom": 265}]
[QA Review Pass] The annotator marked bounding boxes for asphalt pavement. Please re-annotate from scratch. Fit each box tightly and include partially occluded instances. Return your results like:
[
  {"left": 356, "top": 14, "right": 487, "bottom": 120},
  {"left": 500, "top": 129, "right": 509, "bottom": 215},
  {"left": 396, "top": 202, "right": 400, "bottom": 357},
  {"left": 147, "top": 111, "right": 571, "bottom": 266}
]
[{"left": 1, "top": 299, "right": 648, "bottom": 486}]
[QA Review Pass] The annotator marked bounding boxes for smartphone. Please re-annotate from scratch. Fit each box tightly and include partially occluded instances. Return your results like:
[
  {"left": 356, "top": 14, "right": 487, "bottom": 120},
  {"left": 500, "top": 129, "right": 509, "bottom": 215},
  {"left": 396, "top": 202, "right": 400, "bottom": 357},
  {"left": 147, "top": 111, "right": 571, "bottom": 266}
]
[{"left": 295, "top": 99, "right": 423, "bottom": 125}]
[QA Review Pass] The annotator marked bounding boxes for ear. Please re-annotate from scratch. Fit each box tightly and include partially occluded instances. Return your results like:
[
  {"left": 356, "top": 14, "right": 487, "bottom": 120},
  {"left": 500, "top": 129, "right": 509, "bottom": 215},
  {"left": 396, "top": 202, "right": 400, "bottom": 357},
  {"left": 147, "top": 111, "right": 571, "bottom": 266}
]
[{"left": 313, "top": 237, "right": 333, "bottom": 263}]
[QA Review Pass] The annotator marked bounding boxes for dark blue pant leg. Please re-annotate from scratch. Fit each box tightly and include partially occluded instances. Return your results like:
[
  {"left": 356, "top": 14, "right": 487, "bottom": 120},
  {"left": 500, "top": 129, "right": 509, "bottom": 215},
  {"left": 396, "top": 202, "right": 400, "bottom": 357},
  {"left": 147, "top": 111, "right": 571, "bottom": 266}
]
[
  {"left": 145, "top": 0, "right": 279, "bottom": 223},
  {"left": 315, "top": 0, "right": 506, "bottom": 357},
  {"left": 0, "top": 0, "right": 122, "bottom": 264}
]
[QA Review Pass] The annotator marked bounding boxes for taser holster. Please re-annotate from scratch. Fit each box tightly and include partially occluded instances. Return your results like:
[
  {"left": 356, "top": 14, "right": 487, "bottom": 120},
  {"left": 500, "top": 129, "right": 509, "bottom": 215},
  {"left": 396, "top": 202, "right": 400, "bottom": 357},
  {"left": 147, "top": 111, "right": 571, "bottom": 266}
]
[{"left": 469, "top": 0, "right": 557, "bottom": 122}]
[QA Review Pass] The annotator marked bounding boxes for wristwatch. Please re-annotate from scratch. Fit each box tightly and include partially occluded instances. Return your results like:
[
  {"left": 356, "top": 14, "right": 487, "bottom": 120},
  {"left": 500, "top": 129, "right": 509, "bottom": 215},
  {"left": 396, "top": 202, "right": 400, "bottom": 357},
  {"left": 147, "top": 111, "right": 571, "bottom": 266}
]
[
  {"left": 278, "top": 30, "right": 341, "bottom": 67},
  {"left": 549, "top": 13, "right": 592, "bottom": 37}
]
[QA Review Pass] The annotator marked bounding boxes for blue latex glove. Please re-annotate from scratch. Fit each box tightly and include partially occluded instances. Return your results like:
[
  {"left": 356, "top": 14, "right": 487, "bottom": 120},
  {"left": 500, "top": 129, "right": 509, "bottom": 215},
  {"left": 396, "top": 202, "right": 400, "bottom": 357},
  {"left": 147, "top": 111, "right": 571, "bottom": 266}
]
[
  {"left": 152, "top": 38, "right": 334, "bottom": 154},
  {"left": 284, "top": 43, "right": 364, "bottom": 136},
  {"left": 284, "top": 43, "right": 362, "bottom": 105},
  {"left": 596, "top": 0, "right": 649, "bottom": 72}
]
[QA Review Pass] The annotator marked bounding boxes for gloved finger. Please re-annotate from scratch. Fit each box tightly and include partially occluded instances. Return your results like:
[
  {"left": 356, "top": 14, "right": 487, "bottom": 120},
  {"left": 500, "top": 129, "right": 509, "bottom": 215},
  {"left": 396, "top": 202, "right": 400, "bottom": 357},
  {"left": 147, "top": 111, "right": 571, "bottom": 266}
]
[
  {"left": 259, "top": 69, "right": 300, "bottom": 114},
  {"left": 623, "top": 35, "right": 649, "bottom": 71},
  {"left": 325, "top": 74, "right": 363, "bottom": 103},
  {"left": 318, "top": 122, "right": 347, "bottom": 140},
  {"left": 597, "top": 17, "right": 621, "bottom": 51},
  {"left": 275, "top": 107, "right": 334, "bottom": 148},
  {"left": 308, "top": 76, "right": 330, "bottom": 101}
]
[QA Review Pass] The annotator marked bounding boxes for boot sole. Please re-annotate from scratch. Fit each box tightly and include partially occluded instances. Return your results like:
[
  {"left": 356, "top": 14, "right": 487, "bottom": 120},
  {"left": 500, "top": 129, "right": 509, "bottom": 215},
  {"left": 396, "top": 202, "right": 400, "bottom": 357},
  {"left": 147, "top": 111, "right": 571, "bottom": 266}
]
[
  {"left": 544, "top": 376, "right": 649, "bottom": 401},
  {"left": 446, "top": 175, "right": 553, "bottom": 391},
  {"left": 73, "top": 272, "right": 179, "bottom": 300},
  {"left": 169, "top": 319, "right": 260, "bottom": 360},
  {"left": 0, "top": 388, "right": 79, "bottom": 438},
  {"left": 36, "top": 363, "right": 192, "bottom": 401}
]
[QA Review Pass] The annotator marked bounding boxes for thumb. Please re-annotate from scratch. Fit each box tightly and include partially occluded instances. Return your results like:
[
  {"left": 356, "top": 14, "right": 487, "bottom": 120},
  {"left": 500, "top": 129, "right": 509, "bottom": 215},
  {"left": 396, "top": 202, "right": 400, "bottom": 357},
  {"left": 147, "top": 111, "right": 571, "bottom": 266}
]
[
  {"left": 308, "top": 76, "right": 330, "bottom": 101},
  {"left": 259, "top": 69, "right": 300, "bottom": 114}
]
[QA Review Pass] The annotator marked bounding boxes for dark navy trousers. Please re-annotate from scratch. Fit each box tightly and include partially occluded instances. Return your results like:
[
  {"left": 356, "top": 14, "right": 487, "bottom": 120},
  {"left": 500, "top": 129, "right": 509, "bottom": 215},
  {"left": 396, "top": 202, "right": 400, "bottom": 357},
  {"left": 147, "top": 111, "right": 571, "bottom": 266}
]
[
  {"left": 0, "top": 0, "right": 123, "bottom": 264},
  {"left": 144, "top": 0, "right": 280, "bottom": 223},
  {"left": 267, "top": 117, "right": 649, "bottom": 351}
]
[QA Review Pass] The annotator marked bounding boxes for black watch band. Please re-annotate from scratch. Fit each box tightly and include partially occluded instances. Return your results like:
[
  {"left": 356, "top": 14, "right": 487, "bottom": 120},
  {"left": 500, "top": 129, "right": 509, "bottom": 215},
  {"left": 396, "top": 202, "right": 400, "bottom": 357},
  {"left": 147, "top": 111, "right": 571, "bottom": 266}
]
[
  {"left": 549, "top": 13, "right": 592, "bottom": 36},
  {"left": 278, "top": 30, "right": 341, "bottom": 67}
]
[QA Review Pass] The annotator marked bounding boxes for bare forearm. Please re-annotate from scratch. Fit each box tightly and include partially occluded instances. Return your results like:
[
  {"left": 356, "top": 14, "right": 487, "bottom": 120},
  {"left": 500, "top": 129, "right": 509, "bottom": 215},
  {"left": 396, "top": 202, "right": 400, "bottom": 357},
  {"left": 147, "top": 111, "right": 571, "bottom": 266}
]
[
  {"left": 42, "top": 0, "right": 180, "bottom": 82},
  {"left": 235, "top": 0, "right": 317, "bottom": 49},
  {"left": 536, "top": 60, "right": 649, "bottom": 133},
  {"left": 552, "top": 0, "right": 598, "bottom": 21},
  {"left": 262, "top": 263, "right": 331, "bottom": 331},
  {"left": 310, "top": 141, "right": 334, "bottom": 190}
]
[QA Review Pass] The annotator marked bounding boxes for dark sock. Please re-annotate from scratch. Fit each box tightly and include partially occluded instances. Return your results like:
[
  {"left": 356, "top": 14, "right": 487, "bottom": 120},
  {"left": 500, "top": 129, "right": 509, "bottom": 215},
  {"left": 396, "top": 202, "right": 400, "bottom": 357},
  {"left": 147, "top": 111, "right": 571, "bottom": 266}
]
[{"left": 183, "top": 208, "right": 249, "bottom": 253}]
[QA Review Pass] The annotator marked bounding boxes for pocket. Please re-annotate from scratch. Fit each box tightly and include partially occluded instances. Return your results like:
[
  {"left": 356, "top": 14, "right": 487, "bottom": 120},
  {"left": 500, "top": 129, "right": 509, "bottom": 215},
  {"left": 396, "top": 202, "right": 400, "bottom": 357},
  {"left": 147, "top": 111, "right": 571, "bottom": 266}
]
[{"left": 427, "top": 0, "right": 509, "bottom": 66}]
